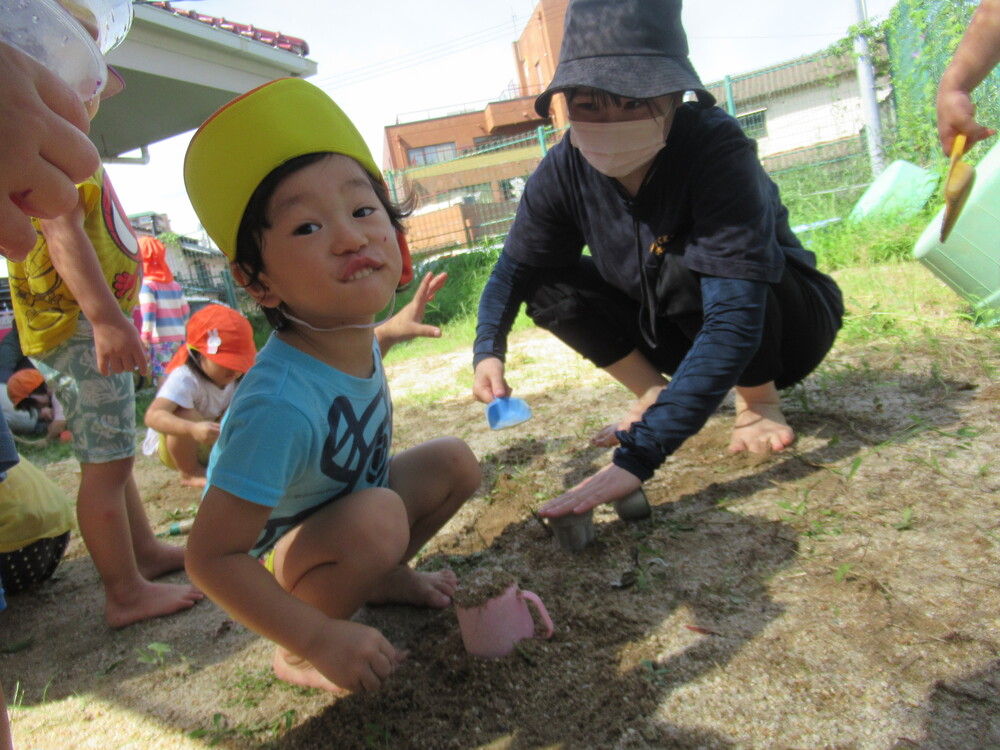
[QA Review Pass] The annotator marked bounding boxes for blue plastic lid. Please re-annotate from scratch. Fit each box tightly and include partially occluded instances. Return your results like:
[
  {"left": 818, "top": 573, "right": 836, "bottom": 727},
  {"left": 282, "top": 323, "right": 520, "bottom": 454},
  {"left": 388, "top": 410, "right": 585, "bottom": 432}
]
[{"left": 485, "top": 397, "right": 532, "bottom": 430}]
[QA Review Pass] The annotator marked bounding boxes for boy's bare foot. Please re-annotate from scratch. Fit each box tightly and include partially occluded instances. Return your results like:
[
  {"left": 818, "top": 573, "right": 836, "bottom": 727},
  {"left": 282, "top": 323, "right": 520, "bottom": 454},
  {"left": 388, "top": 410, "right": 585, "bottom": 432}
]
[
  {"left": 729, "top": 386, "right": 794, "bottom": 454},
  {"left": 368, "top": 566, "right": 457, "bottom": 608},
  {"left": 592, "top": 386, "right": 666, "bottom": 447},
  {"left": 179, "top": 474, "right": 207, "bottom": 488},
  {"left": 137, "top": 540, "right": 187, "bottom": 581},
  {"left": 106, "top": 580, "right": 203, "bottom": 628},
  {"left": 273, "top": 648, "right": 348, "bottom": 694}
]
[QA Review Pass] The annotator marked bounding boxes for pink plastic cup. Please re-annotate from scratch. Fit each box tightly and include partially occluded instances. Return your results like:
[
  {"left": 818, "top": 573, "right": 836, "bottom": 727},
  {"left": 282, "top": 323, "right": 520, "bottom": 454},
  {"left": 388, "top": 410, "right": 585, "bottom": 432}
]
[{"left": 454, "top": 583, "right": 554, "bottom": 659}]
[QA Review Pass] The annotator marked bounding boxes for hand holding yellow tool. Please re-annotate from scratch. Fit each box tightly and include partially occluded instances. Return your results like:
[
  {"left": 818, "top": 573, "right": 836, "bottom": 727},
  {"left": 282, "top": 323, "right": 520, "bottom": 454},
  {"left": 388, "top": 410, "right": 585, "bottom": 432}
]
[{"left": 941, "top": 133, "right": 976, "bottom": 242}]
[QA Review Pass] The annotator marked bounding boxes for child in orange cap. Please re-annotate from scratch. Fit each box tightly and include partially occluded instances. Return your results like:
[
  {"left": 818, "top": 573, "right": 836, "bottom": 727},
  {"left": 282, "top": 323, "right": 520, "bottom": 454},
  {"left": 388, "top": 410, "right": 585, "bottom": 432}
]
[
  {"left": 183, "top": 78, "right": 479, "bottom": 695},
  {"left": 138, "top": 235, "right": 190, "bottom": 387},
  {"left": 6, "top": 368, "right": 68, "bottom": 443},
  {"left": 143, "top": 304, "right": 256, "bottom": 488}
]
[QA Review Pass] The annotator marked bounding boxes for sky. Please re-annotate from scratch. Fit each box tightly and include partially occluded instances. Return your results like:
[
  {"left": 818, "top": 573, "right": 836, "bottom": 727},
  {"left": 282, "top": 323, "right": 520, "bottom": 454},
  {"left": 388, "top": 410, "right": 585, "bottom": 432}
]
[{"left": 105, "top": 0, "right": 899, "bottom": 239}]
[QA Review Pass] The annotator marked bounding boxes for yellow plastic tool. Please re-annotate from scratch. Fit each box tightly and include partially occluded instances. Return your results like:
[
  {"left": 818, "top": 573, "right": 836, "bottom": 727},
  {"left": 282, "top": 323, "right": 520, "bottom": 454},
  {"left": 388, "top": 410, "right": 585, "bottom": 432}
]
[{"left": 941, "top": 133, "right": 976, "bottom": 242}]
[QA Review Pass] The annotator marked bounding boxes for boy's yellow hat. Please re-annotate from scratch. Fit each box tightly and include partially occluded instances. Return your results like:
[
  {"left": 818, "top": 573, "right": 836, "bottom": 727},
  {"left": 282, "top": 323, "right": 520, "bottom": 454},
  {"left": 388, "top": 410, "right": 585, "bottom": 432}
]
[{"left": 183, "top": 78, "right": 380, "bottom": 261}]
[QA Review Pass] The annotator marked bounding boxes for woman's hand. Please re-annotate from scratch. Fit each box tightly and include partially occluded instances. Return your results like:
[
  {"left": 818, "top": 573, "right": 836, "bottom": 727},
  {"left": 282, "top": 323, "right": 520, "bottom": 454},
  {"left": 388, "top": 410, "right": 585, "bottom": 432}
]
[
  {"left": 538, "top": 463, "right": 641, "bottom": 517},
  {"left": 937, "top": 85, "right": 995, "bottom": 155},
  {"left": 0, "top": 42, "right": 100, "bottom": 259},
  {"left": 472, "top": 356, "right": 511, "bottom": 404}
]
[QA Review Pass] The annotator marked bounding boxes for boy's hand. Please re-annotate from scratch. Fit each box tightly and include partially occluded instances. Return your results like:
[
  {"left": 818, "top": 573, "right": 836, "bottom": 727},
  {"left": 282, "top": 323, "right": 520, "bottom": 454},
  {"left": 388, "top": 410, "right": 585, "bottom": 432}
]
[
  {"left": 375, "top": 271, "right": 447, "bottom": 352},
  {"left": 308, "top": 620, "right": 407, "bottom": 693},
  {"left": 92, "top": 316, "right": 148, "bottom": 376},
  {"left": 472, "top": 356, "right": 511, "bottom": 404}
]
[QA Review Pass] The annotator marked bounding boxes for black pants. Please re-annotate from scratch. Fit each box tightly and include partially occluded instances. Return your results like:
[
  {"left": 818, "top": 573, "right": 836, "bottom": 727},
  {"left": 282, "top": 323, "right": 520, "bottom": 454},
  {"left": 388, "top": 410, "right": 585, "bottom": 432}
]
[{"left": 522, "top": 257, "right": 842, "bottom": 390}]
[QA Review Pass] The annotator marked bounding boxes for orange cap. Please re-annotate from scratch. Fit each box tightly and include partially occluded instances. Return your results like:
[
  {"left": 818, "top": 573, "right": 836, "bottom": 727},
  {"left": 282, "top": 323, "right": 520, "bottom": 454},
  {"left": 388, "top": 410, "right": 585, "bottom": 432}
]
[
  {"left": 138, "top": 235, "right": 174, "bottom": 283},
  {"left": 167, "top": 304, "right": 256, "bottom": 374},
  {"left": 7, "top": 369, "right": 45, "bottom": 407}
]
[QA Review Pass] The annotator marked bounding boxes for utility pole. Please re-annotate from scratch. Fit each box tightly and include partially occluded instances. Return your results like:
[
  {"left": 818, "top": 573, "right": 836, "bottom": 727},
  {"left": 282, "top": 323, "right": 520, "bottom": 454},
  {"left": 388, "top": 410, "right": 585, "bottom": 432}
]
[{"left": 853, "top": 0, "right": 887, "bottom": 177}]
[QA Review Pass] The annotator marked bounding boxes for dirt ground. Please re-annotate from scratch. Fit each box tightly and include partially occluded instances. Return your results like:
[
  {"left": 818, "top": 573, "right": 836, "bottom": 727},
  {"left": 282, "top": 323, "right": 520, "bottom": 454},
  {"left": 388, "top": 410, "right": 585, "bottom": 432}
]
[{"left": 3, "top": 264, "right": 999, "bottom": 749}]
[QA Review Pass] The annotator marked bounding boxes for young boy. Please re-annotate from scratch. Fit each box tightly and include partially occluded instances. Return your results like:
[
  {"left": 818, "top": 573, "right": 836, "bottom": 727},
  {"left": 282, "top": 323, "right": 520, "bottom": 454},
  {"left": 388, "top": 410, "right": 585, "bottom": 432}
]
[
  {"left": 7, "top": 68, "right": 202, "bottom": 628},
  {"left": 183, "top": 79, "right": 480, "bottom": 694}
]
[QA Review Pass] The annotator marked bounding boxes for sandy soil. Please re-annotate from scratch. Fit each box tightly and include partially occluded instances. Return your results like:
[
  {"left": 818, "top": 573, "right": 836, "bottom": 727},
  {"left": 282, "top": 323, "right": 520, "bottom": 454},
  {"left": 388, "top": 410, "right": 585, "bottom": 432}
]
[{"left": 3, "top": 264, "right": 999, "bottom": 749}]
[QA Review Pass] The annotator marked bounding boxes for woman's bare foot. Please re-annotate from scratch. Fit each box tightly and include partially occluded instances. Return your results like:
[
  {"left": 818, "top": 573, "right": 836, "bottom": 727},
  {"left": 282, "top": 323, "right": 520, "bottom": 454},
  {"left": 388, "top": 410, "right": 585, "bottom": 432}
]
[
  {"left": 179, "top": 474, "right": 207, "bottom": 488},
  {"left": 136, "top": 540, "right": 188, "bottom": 581},
  {"left": 729, "top": 384, "right": 795, "bottom": 454},
  {"left": 273, "top": 648, "right": 348, "bottom": 694},
  {"left": 592, "top": 385, "right": 666, "bottom": 447},
  {"left": 368, "top": 566, "right": 457, "bottom": 608},
  {"left": 106, "top": 580, "right": 203, "bottom": 628}
]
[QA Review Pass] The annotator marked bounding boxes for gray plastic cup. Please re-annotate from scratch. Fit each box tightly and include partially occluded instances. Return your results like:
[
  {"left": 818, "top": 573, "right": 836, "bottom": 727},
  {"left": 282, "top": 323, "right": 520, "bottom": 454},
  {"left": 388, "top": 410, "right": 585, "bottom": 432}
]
[
  {"left": 614, "top": 489, "right": 651, "bottom": 522},
  {"left": 548, "top": 509, "right": 595, "bottom": 552}
]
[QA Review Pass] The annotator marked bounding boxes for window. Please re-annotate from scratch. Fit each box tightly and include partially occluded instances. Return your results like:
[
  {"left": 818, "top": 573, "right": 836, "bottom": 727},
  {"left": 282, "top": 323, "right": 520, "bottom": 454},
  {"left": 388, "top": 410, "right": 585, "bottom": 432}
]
[
  {"left": 407, "top": 142, "right": 457, "bottom": 166},
  {"left": 737, "top": 109, "right": 767, "bottom": 139},
  {"left": 468, "top": 136, "right": 504, "bottom": 155},
  {"left": 499, "top": 176, "right": 528, "bottom": 202}
]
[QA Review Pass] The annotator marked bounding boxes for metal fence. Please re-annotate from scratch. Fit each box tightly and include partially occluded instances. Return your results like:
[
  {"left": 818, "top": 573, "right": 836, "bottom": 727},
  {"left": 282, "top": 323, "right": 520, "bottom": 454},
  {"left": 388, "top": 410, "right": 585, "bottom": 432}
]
[
  {"left": 888, "top": 0, "right": 986, "bottom": 165},
  {"left": 386, "top": 126, "right": 564, "bottom": 258}
]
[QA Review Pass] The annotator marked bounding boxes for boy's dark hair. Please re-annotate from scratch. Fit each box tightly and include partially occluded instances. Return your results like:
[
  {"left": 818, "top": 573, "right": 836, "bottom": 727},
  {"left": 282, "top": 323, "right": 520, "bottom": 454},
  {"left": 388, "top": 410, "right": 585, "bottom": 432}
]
[{"left": 233, "top": 152, "right": 414, "bottom": 330}]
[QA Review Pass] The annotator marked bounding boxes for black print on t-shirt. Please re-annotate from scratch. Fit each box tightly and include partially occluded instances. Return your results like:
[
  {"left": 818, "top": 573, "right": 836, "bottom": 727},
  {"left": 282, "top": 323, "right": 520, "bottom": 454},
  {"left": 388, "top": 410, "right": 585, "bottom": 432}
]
[
  {"left": 256, "top": 386, "right": 390, "bottom": 553},
  {"left": 320, "top": 390, "right": 390, "bottom": 490}
]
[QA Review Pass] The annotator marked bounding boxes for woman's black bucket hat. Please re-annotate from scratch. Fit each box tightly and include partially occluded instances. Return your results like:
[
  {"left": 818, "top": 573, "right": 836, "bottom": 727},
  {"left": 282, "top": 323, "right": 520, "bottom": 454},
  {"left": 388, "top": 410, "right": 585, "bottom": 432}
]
[{"left": 535, "top": 0, "right": 716, "bottom": 117}]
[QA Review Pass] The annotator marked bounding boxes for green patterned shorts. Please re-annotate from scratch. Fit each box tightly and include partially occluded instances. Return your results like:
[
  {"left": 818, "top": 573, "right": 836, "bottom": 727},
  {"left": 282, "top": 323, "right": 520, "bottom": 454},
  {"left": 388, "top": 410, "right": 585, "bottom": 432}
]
[{"left": 34, "top": 317, "right": 136, "bottom": 464}]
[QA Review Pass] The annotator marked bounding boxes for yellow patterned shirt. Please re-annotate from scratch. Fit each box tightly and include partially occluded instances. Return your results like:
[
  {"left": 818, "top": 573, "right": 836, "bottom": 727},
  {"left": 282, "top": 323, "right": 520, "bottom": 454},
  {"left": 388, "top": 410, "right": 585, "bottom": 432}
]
[{"left": 8, "top": 168, "right": 141, "bottom": 356}]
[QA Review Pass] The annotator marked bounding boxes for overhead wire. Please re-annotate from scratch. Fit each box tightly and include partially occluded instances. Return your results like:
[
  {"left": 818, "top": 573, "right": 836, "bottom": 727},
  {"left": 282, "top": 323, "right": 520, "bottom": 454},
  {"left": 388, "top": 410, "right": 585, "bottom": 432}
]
[{"left": 311, "top": 17, "right": 526, "bottom": 90}]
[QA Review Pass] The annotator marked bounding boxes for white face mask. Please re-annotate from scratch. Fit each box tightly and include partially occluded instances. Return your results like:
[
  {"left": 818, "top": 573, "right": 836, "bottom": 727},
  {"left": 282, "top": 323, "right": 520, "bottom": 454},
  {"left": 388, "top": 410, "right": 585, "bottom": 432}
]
[{"left": 569, "top": 115, "right": 669, "bottom": 178}]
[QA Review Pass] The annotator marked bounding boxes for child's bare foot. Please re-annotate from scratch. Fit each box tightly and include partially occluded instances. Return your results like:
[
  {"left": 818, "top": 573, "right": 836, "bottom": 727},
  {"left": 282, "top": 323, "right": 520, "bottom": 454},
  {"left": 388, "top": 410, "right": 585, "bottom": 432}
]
[
  {"left": 368, "top": 566, "right": 457, "bottom": 608},
  {"left": 592, "top": 386, "right": 666, "bottom": 447},
  {"left": 729, "top": 385, "right": 794, "bottom": 454},
  {"left": 179, "top": 474, "right": 207, "bottom": 488},
  {"left": 137, "top": 540, "right": 187, "bottom": 581},
  {"left": 106, "top": 580, "right": 203, "bottom": 628},
  {"left": 273, "top": 648, "right": 348, "bottom": 694}
]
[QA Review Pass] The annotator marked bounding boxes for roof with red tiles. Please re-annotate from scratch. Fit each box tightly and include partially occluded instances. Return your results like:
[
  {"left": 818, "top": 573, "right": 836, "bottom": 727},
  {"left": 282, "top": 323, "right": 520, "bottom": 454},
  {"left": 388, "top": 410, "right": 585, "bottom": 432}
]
[{"left": 144, "top": 1, "right": 310, "bottom": 56}]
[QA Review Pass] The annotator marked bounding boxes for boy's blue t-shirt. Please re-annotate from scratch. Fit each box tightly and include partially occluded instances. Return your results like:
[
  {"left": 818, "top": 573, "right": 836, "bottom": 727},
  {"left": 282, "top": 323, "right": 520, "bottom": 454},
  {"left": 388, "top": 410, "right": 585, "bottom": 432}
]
[{"left": 206, "top": 334, "right": 392, "bottom": 557}]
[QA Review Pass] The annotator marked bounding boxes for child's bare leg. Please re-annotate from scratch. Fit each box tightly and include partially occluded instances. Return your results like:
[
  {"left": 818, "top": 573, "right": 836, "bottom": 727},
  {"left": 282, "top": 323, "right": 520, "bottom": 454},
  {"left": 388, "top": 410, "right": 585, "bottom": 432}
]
[
  {"left": 167, "top": 406, "right": 209, "bottom": 487},
  {"left": 165, "top": 433, "right": 207, "bottom": 487},
  {"left": 269, "top": 489, "right": 411, "bottom": 691},
  {"left": 593, "top": 350, "right": 668, "bottom": 446},
  {"left": 78, "top": 458, "right": 202, "bottom": 628},
  {"left": 729, "top": 382, "right": 795, "bottom": 453},
  {"left": 123, "top": 472, "right": 187, "bottom": 580},
  {"left": 375, "top": 437, "right": 480, "bottom": 607}
]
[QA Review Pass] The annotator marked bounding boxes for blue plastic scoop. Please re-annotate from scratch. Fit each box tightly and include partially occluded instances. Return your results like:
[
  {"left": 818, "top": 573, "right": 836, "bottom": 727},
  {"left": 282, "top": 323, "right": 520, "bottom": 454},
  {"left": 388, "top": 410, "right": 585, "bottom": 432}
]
[{"left": 485, "top": 397, "right": 532, "bottom": 430}]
